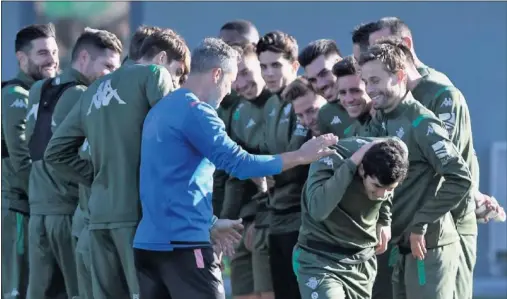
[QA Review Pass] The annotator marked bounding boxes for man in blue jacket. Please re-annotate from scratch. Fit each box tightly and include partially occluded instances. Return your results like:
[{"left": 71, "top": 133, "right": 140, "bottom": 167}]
[{"left": 133, "top": 37, "right": 338, "bottom": 299}]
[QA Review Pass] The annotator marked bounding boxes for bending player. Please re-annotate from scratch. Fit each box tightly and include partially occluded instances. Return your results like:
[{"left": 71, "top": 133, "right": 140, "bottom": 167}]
[{"left": 294, "top": 137, "right": 409, "bottom": 299}]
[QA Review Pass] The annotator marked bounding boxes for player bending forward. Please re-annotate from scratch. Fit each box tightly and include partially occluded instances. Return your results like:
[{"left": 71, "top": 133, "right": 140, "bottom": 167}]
[{"left": 293, "top": 137, "right": 409, "bottom": 299}]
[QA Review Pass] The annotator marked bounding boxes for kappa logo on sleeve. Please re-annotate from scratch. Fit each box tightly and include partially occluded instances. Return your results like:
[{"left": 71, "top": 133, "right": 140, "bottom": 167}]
[
  {"left": 9, "top": 98, "right": 27, "bottom": 109},
  {"left": 246, "top": 118, "right": 256, "bottom": 129},
  {"left": 431, "top": 140, "right": 451, "bottom": 165},
  {"left": 87, "top": 79, "right": 125, "bottom": 115},
  {"left": 441, "top": 97, "right": 453, "bottom": 107},
  {"left": 5, "top": 288, "right": 20, "bottom": 298}
]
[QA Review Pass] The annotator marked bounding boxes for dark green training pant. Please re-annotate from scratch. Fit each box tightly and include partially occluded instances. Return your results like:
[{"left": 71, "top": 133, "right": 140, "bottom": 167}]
[
  {"left": 2, "top": 209, "right": 29, "bottom": 299},
  {"left": 27, "top": 215, "right": 78, "bottom": 299},
  {"left": 392, "top": 242, "right": 459, "bottom": 299},
  {"left": 89, "top": 227, "right": 139, "bottom": 299},
  {"left": 454, "top": 234, "right": 477, "bottom": 299},
  {"left": 76, "top": 226, "right": 93, "bottom": 299},
  {"left": 293, "top": 245, "right": 377, "bottom": 299}
]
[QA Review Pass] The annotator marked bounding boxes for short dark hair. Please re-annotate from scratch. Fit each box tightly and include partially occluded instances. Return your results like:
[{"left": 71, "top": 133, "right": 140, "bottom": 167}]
[
  {"left": 220, "top": 19, "right": 260, "bottom": 45},
  {"left": 139, "top": 29, "right": 191, "bottom": 77},
  {"left": 362, "top": 138, "right": 409, "bottom": 185},
  {"left": 351, "top": 22, "right": 377, "bottom": 51},
  {"left": 129, "top": 25, "right": 161, "bottom": 60},
  {"left": 332, "top": 56, "right": 360, "bottom": 79},
  {"left": 256, "top": 31, "right": 298, "bottom": 62},
  {"left": 358, "top": 43, "right": 407, "bottom": 75},
  {"left": 71, "top": 28, "right": 123, "bottom": 62},
  {"left": 375, "top": 17, "right": 412, "bottom": 38},
  {"left": 281, "top": 76, "right": 315, "bottom": 102},
  {"left": 15, "top": 23, "right": 56, "bottom": 52},
  {"left": 373, "top": 36, "right": 415, "bottom": 65},
  {"left": 298, "top": 39, "right": 342, "bottom": 68}
]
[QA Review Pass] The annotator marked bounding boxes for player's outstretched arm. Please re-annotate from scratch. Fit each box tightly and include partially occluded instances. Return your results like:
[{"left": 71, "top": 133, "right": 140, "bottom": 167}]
[{"left": 183, "top": 102, "right": 338, "bottom": 180}]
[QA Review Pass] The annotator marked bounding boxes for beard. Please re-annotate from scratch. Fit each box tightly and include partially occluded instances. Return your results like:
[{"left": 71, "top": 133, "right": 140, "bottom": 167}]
[
  {"left": 371, "top": 88, "right": 398, "bottom": 111},
  {"left": 27, "top": 58, "right": 57, "bottom": 81}
]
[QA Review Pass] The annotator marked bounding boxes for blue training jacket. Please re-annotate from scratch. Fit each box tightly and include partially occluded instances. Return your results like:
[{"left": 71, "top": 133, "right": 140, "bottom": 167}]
[{"left": 133, "top": 88, "right": 283, "bottom": 251}]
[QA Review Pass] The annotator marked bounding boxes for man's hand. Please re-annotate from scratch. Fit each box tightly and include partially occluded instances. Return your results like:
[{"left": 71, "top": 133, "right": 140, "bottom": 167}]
[
  {"left": 409, "top": 232, "right": 427, "bottom": 260},
  {"left": 375, "top": 224, "right": 391, "bottom": 255},
  {"left": 211, "top": 219, "right": 243, "bottom": 257},
  {"left": 476, "top": 192, "right": 506, "bottom": 223},
  {"left": 244, "top": 223, "right": 256, "bottom": 252},
  {"left": 297, "top": 134, "right": 339, "bottom": 164}
]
